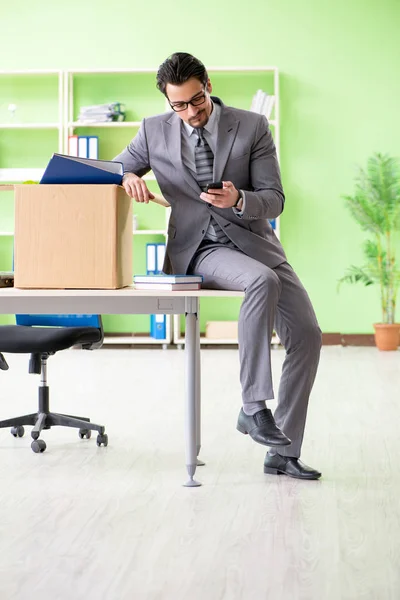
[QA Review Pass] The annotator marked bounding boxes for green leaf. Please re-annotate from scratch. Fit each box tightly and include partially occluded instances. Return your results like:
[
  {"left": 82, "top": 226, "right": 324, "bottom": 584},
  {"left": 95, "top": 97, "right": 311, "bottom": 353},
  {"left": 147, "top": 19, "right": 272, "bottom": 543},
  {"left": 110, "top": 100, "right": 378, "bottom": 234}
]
[
  {"left": 341, "top": 152, "right": 400, "bottom": 321},
  {"left": 338, "top": 265, "right": 374, "bottom": 289}
]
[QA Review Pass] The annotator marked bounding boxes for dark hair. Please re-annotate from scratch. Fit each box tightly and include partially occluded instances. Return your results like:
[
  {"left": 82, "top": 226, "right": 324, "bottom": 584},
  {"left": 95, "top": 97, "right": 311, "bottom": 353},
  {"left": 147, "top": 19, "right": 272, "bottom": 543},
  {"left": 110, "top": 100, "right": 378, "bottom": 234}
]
[{"left": 156, "top": 52, "right": 208, "bottom": 96}]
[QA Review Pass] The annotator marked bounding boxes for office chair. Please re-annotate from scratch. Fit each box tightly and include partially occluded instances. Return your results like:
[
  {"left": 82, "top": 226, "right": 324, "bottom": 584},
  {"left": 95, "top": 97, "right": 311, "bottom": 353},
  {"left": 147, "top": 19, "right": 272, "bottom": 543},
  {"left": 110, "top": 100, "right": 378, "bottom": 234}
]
[{"left": 0, "top": 313, "right": 108, "bottom": 453}]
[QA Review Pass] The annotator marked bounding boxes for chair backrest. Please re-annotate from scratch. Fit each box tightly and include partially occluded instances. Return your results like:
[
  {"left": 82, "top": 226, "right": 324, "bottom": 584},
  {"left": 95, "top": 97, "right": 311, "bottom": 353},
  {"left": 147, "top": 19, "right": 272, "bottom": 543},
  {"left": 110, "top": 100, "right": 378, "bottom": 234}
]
[
  {"left": 16, "top": 314, "right": 101, "bottom": 328},
  {"left": 15, "top": 314, "right": 104, "bottom": 350}
]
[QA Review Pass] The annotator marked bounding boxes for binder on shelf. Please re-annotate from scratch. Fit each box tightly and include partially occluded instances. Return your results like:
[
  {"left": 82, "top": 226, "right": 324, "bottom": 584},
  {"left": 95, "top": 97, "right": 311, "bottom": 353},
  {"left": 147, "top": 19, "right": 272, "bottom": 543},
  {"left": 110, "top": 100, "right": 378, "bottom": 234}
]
[
  {"left": 156, "top": 243, "right": 166, "bottom": 274},
  {"left": 88, "top": 136, "right": 99, "bottom": 159},
  {"left": 40, "top": 154, "right": 123, "bottom": 185},
  {"left": 78, "top": 136, "right": 88, "bottom": 158},
  {"left": 150, "top": 314, "right": 166, "bottom": 339},
  {"left": 146, "top": 243, "right": 157, "bottom": 275},
  {"left": 147, "top": 242, "right": 167, "bottom": 340},
  {"left": 68, "top": 135, "right": 78, "bottom": 157}
]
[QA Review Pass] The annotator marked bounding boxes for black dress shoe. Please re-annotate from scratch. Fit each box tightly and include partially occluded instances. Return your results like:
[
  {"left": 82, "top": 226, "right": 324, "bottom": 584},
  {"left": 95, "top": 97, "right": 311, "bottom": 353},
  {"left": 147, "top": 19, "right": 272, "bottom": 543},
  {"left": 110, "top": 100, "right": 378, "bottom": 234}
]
[
  {"left": 237, "top": 408, "right": 291, "bottom": 447},
  {"left": 263, "top": 453, "right": 321, "bottom": 480}
]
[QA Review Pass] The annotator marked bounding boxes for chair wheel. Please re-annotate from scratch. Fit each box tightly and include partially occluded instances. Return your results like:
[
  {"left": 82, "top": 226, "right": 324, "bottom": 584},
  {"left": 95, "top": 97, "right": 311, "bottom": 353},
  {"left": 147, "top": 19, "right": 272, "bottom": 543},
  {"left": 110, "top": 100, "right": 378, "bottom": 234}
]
[
  {"left": 96, "top": 433, "right": 108, "bottom": 447},
  {"left": 31, "top": 439, "right": 46, "bottom": 453},
  {"left": 79, "top": 428, "right": 92, "bottom": 439},
  {"left": 11, "top": 426, "right": 25, "bottom": 438}
]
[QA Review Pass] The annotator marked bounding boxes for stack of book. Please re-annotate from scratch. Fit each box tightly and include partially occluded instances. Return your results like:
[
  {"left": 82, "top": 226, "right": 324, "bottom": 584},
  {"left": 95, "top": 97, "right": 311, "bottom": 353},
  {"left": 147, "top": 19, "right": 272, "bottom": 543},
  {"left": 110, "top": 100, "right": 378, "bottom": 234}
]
[
  {"left": 77, "top": 102, "right": 126, "bottom": 123},
  {"left": 134, "top": 274, "right": 203, "bottom": 291}
]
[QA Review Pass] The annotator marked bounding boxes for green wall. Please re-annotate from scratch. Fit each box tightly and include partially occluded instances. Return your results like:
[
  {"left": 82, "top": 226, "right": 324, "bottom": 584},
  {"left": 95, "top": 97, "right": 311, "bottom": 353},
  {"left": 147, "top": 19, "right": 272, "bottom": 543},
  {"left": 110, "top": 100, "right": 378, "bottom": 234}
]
[{"left": 1, "top": 0, "right": 399, "bottom": 333}]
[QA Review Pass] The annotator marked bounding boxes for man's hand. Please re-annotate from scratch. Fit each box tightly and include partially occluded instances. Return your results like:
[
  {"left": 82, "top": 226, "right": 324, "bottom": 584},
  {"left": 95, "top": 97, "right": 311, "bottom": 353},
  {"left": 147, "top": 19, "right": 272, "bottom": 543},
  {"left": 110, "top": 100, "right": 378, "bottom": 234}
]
[
  {"left": 122, "top": 173, "right": 155, "bottom": 203},
  {"left": 200, "top": 181, "right": 241, "bottom": 209}
]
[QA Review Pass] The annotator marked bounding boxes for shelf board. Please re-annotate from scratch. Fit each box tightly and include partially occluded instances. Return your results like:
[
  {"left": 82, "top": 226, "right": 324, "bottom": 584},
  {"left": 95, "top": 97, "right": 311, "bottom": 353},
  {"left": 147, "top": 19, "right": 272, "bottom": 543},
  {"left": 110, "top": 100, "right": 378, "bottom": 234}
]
[
  {"left": 133, "top": 230, "right": 165, "bottom": 236},
  {"left": 0, "top": 230, "right": 167, "bottom": 238},
  {"left": 69, "top": 121, "right": 141, "bottom": 128},
  {"left": 0, "top": 123, "right": 60, "bottom": 129},
  {"left": 0, "top": 168, "right": 44, "bottom": 182},
  {"left": 0, "top": 168, "right": 155, "bottom": 183},
  {"left": 207, "top": 66, "right": 278, "bottom": 72},
  {"left": 0, "top": 69, "right": 62, "bottom": 75},
  {"left": 68, "top": 68, "right": 158, "bottom": 74},
  {"left": 174, "top": 335, "right": 281, "bottom": 346},
  {"left": 67, "top": 67, "right": 277, "bottom": 74},
  {"left": 102, "top": 335, "right": 168, "bottom": 345}
]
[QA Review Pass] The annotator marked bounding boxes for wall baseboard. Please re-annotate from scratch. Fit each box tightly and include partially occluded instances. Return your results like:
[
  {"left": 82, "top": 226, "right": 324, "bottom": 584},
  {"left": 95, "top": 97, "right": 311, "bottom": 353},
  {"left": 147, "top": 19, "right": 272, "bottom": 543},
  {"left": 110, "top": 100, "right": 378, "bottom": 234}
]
[
  {"left": 104, "top": 332, "right": 377, "bottom": 346},
  {"left": 322, "top": 333, "right": 375, "bottom": 346}
]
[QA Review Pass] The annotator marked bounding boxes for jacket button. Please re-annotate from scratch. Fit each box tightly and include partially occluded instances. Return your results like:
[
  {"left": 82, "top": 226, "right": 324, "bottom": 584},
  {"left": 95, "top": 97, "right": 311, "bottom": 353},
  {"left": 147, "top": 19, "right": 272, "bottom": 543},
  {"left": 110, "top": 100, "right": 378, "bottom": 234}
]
[{"left": 202, "top": 230, "right": 205, "bottom": 234}]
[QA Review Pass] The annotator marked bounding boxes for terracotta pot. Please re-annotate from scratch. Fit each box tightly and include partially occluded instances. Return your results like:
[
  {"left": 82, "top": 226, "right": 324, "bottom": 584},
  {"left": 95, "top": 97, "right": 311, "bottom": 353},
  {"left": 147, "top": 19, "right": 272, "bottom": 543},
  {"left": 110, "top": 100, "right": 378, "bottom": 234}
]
[{"left": 373, "top": 323, "right": 400, "bottom": 351}]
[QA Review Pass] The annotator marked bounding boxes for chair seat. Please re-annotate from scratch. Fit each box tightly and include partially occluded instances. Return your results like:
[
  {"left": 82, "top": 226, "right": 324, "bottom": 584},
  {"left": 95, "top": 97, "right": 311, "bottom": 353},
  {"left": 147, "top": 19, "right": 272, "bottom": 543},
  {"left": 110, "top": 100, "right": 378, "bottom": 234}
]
[{"left": 0, "top": 325, "right": 102, "bottom": 353}]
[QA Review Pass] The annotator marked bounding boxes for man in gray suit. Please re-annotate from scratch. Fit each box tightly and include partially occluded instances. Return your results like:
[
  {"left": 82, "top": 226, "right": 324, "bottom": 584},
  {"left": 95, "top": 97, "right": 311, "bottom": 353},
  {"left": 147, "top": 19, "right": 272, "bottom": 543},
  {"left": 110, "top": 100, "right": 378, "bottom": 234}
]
[{"left": 115, "top": 52, "right": 322, "bottom": 480}]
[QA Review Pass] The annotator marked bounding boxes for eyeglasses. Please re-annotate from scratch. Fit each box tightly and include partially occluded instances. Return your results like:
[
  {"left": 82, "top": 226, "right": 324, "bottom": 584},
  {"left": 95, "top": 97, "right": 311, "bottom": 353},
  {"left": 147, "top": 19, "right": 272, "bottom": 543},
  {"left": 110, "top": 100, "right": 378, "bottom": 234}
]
[{"left": 169, "top": 91, "right": 207, "bottom": 112}]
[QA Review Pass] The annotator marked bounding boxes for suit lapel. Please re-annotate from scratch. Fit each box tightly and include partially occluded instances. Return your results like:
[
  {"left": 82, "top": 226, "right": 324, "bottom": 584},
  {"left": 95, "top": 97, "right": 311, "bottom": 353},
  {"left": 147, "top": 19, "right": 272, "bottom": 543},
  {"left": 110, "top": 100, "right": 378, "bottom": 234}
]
[
  {"left": 214, "top": 107, "right": 239, "bottom": 182},
  {"left": 162, "top": 114, "right": 201, "bottom": 195}
]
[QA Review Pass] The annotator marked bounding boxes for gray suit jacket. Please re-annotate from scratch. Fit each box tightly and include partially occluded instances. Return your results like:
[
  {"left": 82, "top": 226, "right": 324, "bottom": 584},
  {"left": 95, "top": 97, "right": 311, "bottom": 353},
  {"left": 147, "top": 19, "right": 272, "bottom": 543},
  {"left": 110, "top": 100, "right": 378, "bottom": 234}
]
[{"left": 114, "top": 97, "right": 287, "bottom": 274}]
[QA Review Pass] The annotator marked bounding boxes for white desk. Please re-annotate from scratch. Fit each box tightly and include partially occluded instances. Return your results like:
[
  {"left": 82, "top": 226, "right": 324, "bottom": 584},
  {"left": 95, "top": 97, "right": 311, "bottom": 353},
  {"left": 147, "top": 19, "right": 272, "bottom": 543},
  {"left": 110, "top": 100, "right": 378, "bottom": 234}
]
[{"left": 0, "top": 286, "right": 244, "bottom": 486}]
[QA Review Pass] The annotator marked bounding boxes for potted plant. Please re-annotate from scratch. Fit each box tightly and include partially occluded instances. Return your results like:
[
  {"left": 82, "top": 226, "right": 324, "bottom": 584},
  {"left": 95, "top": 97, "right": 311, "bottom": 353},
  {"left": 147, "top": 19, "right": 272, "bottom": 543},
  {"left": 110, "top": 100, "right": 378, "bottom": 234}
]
[{"left": 339, "top": 153, "right": 400, "bottom": 350}]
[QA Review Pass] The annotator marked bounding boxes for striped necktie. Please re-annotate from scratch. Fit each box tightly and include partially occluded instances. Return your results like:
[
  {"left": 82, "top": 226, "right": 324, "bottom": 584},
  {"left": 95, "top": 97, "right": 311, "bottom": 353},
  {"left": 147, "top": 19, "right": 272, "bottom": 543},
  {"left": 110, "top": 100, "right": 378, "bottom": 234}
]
[
  {"left": 194, "top": 128, "right": 214, "bottom": 191},
  {"left": 193, "top": 128, "right": 235, "bottom": 247}
]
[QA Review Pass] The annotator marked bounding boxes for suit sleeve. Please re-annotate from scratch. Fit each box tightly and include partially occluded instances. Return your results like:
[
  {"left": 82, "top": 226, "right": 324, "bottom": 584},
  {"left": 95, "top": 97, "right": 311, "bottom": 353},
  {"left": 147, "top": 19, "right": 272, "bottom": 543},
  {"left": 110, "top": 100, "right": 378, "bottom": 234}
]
[
  {"left": 113, "top": 118, "right": 151, "bottom": 178},
  {"left": 240, "top": 116, "right": 285, "bottom": 220}
]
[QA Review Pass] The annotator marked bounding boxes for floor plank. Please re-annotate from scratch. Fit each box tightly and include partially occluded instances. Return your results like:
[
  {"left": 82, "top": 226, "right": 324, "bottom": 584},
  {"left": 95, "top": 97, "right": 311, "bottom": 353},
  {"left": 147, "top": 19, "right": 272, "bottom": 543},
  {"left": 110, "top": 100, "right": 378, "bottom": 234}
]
[{"left": 0, "top": 346, "right": 399, "bottom": 599}]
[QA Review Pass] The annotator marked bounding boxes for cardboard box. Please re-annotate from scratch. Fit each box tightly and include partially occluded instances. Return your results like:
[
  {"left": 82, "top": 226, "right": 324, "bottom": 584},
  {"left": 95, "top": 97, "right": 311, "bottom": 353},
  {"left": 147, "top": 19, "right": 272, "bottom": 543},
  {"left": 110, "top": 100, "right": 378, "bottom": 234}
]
[
  {"left": 14, "top": 184, "right": 132, "bottom": 289},
  {"left": 205, "top": 321, "right": 239, "bottom": 340}
]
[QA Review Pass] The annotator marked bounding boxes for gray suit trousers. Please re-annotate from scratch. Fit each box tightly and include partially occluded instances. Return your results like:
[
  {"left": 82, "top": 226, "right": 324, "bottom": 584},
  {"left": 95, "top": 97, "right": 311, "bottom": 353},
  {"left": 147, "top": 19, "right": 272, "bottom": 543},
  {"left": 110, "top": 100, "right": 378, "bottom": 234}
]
[{"left": 189, "top": 244, "right": 322, "bottom": 458}]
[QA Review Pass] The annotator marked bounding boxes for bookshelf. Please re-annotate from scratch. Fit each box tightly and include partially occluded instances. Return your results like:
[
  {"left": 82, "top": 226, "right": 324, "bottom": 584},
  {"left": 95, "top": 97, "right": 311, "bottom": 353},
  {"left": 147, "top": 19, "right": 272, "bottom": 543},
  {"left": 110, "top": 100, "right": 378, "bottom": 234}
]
[
  {"left": 171, "top": 66, "right": 281, "bottom": 347},
  {"left": 64, "top": 69, "right": 171, "bottom": 346},
  {"left": 0, "top": 71, "right": 64, "bottom": 326},
  {"left": 0, "top": 67, "right": 281, "bottom": 347},
  {"left": 0, "top": 70, "right": 63, "bottom": 175}
]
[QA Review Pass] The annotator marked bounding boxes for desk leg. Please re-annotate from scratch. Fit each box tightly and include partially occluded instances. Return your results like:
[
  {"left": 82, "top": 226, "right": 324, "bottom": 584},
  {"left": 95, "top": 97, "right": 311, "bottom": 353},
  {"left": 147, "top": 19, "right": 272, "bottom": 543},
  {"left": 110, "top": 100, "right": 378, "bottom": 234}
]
[
  {"left": 184, "top": 301, "right": 201, "bottom": 487},
  {"left": 195, "top": 313, "right": 205, "bottom": 467}
]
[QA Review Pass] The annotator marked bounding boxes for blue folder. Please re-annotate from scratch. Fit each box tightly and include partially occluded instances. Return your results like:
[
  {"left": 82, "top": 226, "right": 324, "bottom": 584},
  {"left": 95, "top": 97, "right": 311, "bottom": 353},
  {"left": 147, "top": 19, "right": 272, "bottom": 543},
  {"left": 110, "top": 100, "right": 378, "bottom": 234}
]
[{"left": 40, "top": 153, "right": 123, "bottom": 185}]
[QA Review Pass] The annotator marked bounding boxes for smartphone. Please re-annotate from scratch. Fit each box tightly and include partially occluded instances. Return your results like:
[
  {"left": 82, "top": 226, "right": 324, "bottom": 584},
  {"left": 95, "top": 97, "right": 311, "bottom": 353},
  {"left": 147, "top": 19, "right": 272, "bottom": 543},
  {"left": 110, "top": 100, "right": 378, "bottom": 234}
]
[{"left": 206, "top": 181, "right": 223, "bottom": 192}]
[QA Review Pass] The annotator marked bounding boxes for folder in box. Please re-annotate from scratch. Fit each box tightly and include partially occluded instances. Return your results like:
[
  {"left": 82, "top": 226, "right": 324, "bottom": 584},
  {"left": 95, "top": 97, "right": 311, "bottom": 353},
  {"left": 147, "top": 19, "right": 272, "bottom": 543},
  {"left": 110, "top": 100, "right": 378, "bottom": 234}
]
[{"left": 40, "top": 154, "right": 123, "bottom": 185}]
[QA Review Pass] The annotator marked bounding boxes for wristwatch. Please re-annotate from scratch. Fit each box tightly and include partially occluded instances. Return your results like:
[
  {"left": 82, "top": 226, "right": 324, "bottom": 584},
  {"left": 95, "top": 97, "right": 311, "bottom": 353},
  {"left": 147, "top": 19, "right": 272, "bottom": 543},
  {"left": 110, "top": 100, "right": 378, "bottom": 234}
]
[{"left": 233, "top": 192, "right": 242, "bottom": 208}]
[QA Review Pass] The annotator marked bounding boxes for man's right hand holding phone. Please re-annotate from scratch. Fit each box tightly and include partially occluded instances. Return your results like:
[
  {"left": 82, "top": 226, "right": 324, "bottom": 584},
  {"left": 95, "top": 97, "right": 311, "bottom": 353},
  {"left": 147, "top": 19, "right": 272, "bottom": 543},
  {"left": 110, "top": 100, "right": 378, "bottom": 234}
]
[
  {"left": 202, "top": 180, "right": 243, "bottom": 210},
  {"left": 122, "top": 173, "right": 155, "bottom": 203}
]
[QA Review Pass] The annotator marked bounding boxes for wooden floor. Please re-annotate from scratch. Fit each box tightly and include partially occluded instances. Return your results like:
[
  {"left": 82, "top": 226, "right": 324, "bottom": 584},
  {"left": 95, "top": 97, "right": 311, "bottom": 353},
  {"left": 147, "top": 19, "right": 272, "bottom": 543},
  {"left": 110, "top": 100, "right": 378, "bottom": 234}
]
[{"left": 0, "top": 346, "right": 399, "bottom": 600}]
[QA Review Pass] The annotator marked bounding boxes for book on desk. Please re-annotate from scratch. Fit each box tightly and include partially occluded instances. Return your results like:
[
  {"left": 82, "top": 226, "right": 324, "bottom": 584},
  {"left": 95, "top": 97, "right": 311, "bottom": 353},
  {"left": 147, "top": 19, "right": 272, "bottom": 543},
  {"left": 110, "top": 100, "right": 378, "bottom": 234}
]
[
  {"left": 40, "top": 154, "right": 123, "bottom": 185},
  {"left": 135, "top": 282, "right": 201, "bottom": 291},
  {"left": 134, "top": 274, "right": 203, "bottom": 291},
  {"left": 134, "top": 274, "right": 203, "bottom": 285}
]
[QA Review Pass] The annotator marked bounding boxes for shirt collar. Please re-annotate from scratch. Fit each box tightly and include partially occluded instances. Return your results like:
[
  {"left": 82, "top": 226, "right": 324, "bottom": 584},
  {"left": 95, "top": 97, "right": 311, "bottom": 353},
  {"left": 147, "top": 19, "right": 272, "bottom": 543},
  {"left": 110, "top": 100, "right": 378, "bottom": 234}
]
[{"left": 182, "top": 100, "right": 221, "bottom": 137}]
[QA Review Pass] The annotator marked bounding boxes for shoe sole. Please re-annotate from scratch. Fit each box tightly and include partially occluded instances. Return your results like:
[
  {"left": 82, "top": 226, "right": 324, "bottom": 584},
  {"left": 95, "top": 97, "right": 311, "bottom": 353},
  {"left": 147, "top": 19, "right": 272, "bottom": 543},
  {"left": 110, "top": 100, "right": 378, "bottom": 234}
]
[
  {"left": 236, "top": 424, "right": 291, "bottom": 446},
  {"left": 263, "top": 466, "right": 321, "bottom": 479}
]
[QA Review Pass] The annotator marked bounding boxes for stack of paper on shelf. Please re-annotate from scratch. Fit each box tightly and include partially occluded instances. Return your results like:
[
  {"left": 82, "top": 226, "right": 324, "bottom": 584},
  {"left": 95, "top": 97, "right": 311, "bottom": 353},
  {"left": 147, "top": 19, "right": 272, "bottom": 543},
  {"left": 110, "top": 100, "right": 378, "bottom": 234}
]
[
  {"left": 77, "top": 102, "right": 126, "bottom": 123},
  {"left": 134, "top": 274, "right": 203, "bottom": 291}
]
